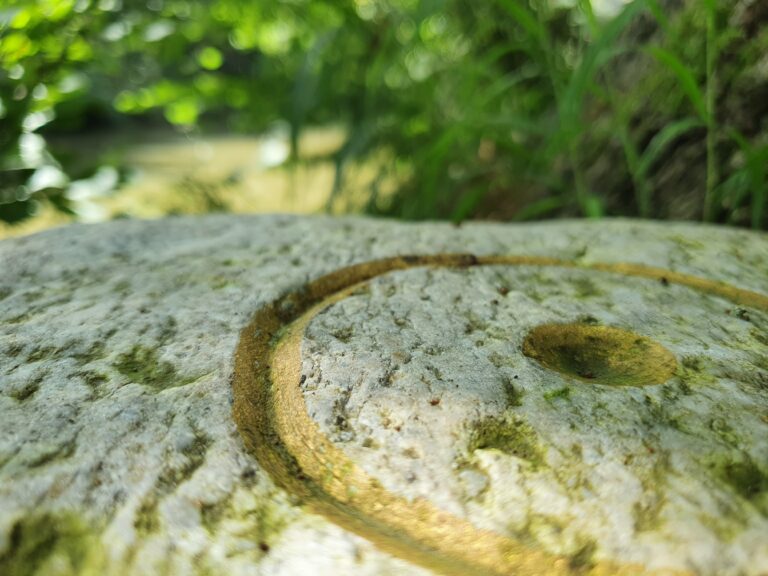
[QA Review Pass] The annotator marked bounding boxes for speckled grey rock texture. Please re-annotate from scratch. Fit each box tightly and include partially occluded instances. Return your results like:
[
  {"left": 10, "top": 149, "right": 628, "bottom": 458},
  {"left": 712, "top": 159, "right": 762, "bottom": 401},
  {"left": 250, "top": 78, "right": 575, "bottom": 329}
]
[{"left": 0, "top": 215, "right": 766, "bottom": 576}]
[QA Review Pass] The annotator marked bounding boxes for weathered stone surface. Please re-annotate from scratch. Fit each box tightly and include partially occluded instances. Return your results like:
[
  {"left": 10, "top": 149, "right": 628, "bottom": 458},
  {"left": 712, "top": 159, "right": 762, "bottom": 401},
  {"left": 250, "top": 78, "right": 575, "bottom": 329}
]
[{"left": 0, "top": 215, "right": 766, "bottom": 576}]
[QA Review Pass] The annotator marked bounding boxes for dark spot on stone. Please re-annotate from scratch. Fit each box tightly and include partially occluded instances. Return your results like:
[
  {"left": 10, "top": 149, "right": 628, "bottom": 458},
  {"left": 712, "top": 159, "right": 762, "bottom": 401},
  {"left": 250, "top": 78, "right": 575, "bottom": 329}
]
[
  {"left": 735, "top": 308, "right": 751, "bottom": 321},
  {"left": 259, "top": 542, "right": 270, "bottom": 553},
  {"left": 660, "top": 277, "right": 670, "bottom": 287},
  {"left": 430, "top": 398, "right": 440, "bottom": 406}
]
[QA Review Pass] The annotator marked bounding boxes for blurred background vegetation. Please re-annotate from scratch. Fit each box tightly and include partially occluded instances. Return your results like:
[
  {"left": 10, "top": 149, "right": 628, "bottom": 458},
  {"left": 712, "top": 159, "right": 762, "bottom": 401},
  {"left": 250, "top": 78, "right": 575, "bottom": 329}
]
[{"left": 1, "top": 0, "right": 766, "bottom": 237}]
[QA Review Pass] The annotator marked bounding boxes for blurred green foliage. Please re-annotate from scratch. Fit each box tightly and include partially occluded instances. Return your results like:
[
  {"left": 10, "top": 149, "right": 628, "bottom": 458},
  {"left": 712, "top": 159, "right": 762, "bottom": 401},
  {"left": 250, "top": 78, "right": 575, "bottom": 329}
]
[{"left": 1, "top": 0, "right": 766, "bottom": 228}]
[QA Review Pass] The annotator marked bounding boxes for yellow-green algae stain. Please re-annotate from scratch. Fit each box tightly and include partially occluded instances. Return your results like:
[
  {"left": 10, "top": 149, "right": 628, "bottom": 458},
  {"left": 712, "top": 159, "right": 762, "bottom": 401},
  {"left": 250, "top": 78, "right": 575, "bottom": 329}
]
[
  {"left": 719, "top": 457, "right": 768, "bottom": 513},
  {"left": 114, "top": 345, "right": 183, "bottom": 391},
  {"left": 468, "top": 416, "right": 544, "bottom": 468},
  {"left": 523, "top": 323, "right": 678, "bottom": 387},
  {"left": 0, "top": 512, "right": 106, "bottom": 576}
]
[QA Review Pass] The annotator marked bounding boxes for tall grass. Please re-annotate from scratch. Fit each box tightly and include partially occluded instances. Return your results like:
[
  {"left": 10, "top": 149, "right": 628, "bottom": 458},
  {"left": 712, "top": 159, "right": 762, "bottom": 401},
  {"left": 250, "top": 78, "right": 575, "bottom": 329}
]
[
  {"left": 2, "top": 0, "right": 765, "bottom": 229},
  {"left": 324, "top": 0, "right": 766, "bottom": 229}
]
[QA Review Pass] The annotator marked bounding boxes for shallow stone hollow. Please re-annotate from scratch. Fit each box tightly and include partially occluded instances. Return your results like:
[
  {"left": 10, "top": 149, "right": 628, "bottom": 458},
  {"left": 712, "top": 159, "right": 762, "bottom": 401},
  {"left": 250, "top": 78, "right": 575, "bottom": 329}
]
[
  {"left": 521, "top": 323, "right": 678, "bottom": 386},
  {"left": 0, "top": 215, "right": 767, "bottom": 576}
]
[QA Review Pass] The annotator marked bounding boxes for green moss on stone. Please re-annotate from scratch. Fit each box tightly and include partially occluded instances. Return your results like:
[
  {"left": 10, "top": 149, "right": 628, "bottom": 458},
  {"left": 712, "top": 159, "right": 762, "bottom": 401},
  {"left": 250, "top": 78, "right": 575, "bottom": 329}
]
[
  {"left": 633, "top": 452, "right": 671, "bottom": 533},
  {"left": 134, "top": 498, "right": 160, "bottom": 534},
  {"left": 468, "top": 417, "right": 543, "bottom": 468},
  {"left": 72, "top": 341, "right": 107, "bottom": 365},
  {"left": 157, "top": 317, "right": 178, "bottom": 344},
  {"left": 709, "top": 418, "right": 741, "bottom": 448},
  {"left": 543, "top": 386, "right": 571, "bottom": 402},
  {"left": 182, "top": 431, "right": 212, "bottom": 471},
  {"left": 719, "top": 457, "right": 768, "bottom": 506},
  {"left": 751, "top": 328, "right": 768, "bottom": 346},
  {"left": 5, "top": 342, "right": 24, "bottom": 357},
  {"left": 572, "top": 277, "right": 602, "bottom": 299},
  {"left": 28, "top": 439, "right": 76, "bottom": 468},
  {"left": 9, "top": 374, "right": 43, "bottom": 401},
  {"left": 149, "top": 430, "right": 212, "bottom": 516},
  {"left": 200, "top": 498, "right": 229, "bottom": 533},
  {"left": 77, "top": 370, "right": 108, "bottom": 389},
  {"left": 114, "top": 345, "right": 182, "bottom": 391},
  {"left": 681, "top": 355, "right": 705, "bottom": 371},
  {"left": 0, "top": 512, "right": 104, "bottom": 576},
  {"left": 502, "top": 376, "right": 523, "bottom": 407},
  {"left": 633, "top": 496, "right": 666, "bottom": 533},
  {"left": 331, "top": 325, "right": 354, "bottom": 343},
  {"left": 251, "top": 498, "right": 291, "bottom": 553},
  {"left": 27, "top": 346, "right": 60, "bottom": 362},
  {"left": 568, "top": 539, "right": 597, "bottom": 572}
]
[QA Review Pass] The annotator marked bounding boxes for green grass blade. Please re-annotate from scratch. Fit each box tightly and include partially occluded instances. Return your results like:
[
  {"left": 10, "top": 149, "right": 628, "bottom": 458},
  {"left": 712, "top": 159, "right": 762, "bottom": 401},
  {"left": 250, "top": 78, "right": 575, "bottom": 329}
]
[
  {"left": 495, "top": 0, "right": 546, "bottom": 44},
  {"left": 560, "top": 0, "right": 648, "bottom": 134},
  {"left": 583, "top": 194, "right": 604, "bottom": 218},
  {"left": 647, "top": 46, "right": 708, "bottom": 122},
  {"left": 637, "top": 117, "right": 703, "bottom": 179},
  {"left": 730, "top": 130, "right": 768, "bottom": 228}
]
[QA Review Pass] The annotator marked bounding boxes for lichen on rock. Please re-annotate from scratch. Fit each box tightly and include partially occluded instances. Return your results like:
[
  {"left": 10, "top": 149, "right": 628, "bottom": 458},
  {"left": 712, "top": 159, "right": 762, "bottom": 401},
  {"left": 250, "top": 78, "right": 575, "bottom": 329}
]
[{"left": 0, "top": 215, "right": 766, "bottom": 575}]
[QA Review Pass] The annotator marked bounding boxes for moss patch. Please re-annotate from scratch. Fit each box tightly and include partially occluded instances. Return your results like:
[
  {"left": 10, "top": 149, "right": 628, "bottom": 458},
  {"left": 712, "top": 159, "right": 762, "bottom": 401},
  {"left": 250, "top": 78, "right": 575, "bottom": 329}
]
[
  {"left": 114, "top": 345, "right": 182, "bottom": 391},
  {"left": 543, "top": 386, "right": 571, "bottom": 402},
  {"left": 133, "top": 497, "right": 160, "bottom": 534},
  {"left": 719, "top": 457, "right": 768, "bottom": 509},
  {"left": 0, "top": 512, "right": 104, "bottom": 576},
  {"left": 250, "top": 495, "right": 292, "bottom": 554},
  {"left": 331, "top": 325, "right": 354, "bottom": 343},
  {"left": 9, "top": 374, "right": 43, "bottom": 402},
  {"left": 568, "top": 539, "right": 597, "bottom": 572},
  {"left": 468, "top": 417, "right": 543, "bottom": 468},
  {"left": 502, "top": 376, "right": 523, "bottom": 407},
  {"left": 571, "top": 277, "right": 602, "bottom": 299},
  {"left": 523, "top": 323, "right": 678, "bottom": 386},
  {"left": 72, "top": 341, "right": 107, "bottom": 365}
]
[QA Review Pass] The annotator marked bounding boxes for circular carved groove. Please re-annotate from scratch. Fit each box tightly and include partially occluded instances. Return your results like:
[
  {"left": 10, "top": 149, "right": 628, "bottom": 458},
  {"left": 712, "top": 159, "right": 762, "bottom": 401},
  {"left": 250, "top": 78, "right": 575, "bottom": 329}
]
[
  {"left": 522, "top": 323, "right": 678, "bottom": 386},
  {"left": 232, "top": 254, "right": 768, "bottom": 576}
]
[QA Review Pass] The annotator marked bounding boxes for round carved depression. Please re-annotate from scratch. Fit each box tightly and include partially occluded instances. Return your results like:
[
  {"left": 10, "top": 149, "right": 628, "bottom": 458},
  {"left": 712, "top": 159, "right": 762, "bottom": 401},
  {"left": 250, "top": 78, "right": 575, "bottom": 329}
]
[{"left": 522, "top": 323, "right": 678, "bottom": 386}]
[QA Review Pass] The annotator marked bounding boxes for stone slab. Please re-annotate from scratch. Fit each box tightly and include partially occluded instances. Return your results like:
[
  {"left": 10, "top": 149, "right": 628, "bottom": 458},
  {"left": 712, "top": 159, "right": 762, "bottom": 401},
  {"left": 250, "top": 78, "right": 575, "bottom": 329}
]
[{"left": 0, "top": 215, "right": 766, "bottom": 576}]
